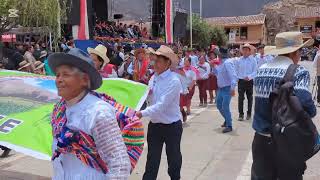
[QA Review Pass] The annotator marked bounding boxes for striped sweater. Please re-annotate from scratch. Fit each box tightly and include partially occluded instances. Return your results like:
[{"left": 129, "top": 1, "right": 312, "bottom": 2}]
[{"left": 253, "top": 56, "right": 317, "bottom": 134}]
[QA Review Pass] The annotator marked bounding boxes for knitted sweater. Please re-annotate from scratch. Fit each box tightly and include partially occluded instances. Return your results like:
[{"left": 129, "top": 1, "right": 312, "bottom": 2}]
[{"left": 253, "top": 56, "right": 317, "bottom": 134}]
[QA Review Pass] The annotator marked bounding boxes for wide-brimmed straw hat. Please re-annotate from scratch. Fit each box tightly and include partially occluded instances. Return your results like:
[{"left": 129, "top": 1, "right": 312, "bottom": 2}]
[
  {"left": 39, "top": 51, "right": 48, "bottom": 59},
  {"left": 48, "top": 48, "right": 102, "bottom": 90},
  {"left": 87, "top": 44, "right": 110, "bottom": 65},
  {"left": 147, "top": 47, "right": 156, "bottom": 54},
  {"left": 241, "top": 43, "right": 254, "bottom": 52},
  {"left": 150, "top": 45, "right": 179, "bottom": 68},
  {"left": 18, "top": 60, "right": 31, "bottom": 71},
  {"left": 34, "top": 61, "right": 45, "bottom": 70},
  {"left": 265, "top": 31, "right": 314, "bottom": 55}
]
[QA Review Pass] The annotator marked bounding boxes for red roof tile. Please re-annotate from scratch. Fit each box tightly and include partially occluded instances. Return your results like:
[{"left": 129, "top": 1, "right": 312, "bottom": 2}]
[
  {"left": 295, "top": 7, "right": 320, "bottom": 18},
  {"left": 205, "top": 14, "right": 266, "bottom": 26}
]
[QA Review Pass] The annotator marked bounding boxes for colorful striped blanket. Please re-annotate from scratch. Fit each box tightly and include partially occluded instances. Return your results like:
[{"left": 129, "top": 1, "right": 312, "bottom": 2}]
[{"left": 51, "top": 92, "right": 144, "bottom": 174}]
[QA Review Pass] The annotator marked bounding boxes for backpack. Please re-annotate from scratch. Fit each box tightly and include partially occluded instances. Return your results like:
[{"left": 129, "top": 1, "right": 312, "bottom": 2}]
[{"left": 269, "top": 64, "right": 320, "bottom": 166}]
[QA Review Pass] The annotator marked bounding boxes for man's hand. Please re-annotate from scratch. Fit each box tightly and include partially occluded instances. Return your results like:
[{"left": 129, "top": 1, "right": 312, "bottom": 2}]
[
  {"left": 136, "top": 111, "right": 142, "bottom": 118},
  {"left": 231, "top": 89, "right": 236, "bottom": 97}
]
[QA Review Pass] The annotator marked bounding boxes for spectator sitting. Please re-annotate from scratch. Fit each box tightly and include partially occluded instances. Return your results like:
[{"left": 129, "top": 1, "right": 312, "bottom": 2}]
[
  {"left": 142, "top": 27, "right": 148, "bottom": 39},
  {"left": 23, "top": 45, "right": 36, "bottom": 71},
  {"left": 33, "top": 61, "right": 45, "bottom": 75},
  {"left": 66, "top": 40, "right": 75, "bottom": 50},
  {"left": 127, "top": 25, "right": 135, "bottom": 38},
  {"left": 38, "top": 51, "right": 48, "bottom": 62},
  {"left": 18, "top": 60, "right": 32, "bottom": 72}
]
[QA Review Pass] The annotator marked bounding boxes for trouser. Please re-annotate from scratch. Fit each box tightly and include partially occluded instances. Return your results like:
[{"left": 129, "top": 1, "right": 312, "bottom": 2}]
[
  {"left": 143, "top": 121, "right": 183, "bottom": 180},
  {"left": 317, "top": 76, "right": 320, "bottom": 103},
  {"left": 216, "top": 86, "right": 233, "bottom": 128},
  {"left": 251, "top": 133, "right": 306, "bottom": 180},
  {"left": 197, "top": 79, "right": 208, "bottom": 104},
  {"left": 238, "top": 79, "right": 253, "bottom": 116}
]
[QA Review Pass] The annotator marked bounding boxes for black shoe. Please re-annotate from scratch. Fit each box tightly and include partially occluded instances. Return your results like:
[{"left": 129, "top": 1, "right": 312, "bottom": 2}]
[
  {"left": 181, "top": 109, "right": 187, "bottom": 122},
  {"left": 222, "top": 127, "right": 233, "bottom": 133},
  {"left": 246, "top": 114, "right": 252, "bottom": 120},
  {"left": 238, "top": 115, "right": 244, "bottom": 121},
  {"left": 221, "top": 122, "right": 226, "bottom": 128},
  {"left": 1, "top": 148, "right": 11, "bottom": 158}
]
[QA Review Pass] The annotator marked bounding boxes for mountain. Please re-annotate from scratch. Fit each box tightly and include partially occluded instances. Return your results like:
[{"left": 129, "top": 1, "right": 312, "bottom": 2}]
[{"left": 110, "top": 0, "right": 279, "bottom": 21}]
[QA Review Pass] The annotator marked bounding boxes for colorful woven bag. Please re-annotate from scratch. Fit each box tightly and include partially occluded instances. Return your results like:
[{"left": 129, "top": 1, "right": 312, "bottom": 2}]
[{"left": 51, "top": 92, "right": 144, "bottom": 173}]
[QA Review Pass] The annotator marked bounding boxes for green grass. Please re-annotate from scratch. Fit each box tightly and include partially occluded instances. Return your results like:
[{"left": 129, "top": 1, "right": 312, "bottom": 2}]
[{"left": 0, "top": 97, "right": 44, "bottom": 115}]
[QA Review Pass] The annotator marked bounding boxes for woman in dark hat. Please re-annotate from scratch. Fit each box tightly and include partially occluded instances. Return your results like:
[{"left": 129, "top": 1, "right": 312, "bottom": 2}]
[{"left": 48, "top": 48, "right": 130, "bottom": 180}]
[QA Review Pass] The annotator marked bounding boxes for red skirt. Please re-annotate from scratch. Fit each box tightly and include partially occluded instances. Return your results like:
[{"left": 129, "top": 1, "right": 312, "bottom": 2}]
[
  {"left": 207, "top": 74, "right": 218, "bottom": 90},
  {"left": 180, "top": 86, "right": 195, "bottom": 107}
]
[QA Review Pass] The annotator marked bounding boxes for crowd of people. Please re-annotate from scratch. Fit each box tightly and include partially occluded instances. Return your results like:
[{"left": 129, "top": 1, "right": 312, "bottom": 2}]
[
  {"left": 0, "top": 42, "right": 49, "bottom": 75},
  {"left": 0, "top": 30, "right": 320, "bottom": 180},
  {"left": 94, "top": 21, "right": 149, "bottom": 40}
]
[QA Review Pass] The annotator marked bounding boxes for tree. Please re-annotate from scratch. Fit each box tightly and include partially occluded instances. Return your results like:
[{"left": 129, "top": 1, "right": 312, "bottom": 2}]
[
  {"left": 209, "top": 26, "right": 228, "bottom": 47},
  {"left": 187, "top": 15, "right": 227, "bottom": 48},
  {"left": 0, "top": 0, "right": 68, "bottom": 46},
  {"left": 0, "top": 0, "right": 18, "bottom": 35}
]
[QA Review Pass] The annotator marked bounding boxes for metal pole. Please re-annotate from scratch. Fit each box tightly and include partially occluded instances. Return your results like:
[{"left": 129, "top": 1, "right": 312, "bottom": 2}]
[
  {"left": 200, "top": 0, "right": 202, "bottom": 18},
  {"left": 190, "top": 0, "right": 193, "bottom": 48},
  {"left": 49, "top": 32, "right": 52, "bottom": 51}
]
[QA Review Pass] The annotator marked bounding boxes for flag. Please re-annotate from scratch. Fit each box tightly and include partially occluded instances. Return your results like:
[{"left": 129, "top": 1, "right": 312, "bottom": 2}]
[
  {"left": 72, "top": 0, "right": 90, "bottom": 40},
  {"left": 165, "top": 0, "right": 173, "bottom": 44},
  {"left": 0, "top": 70, "right": 149, "bottom": 160}
]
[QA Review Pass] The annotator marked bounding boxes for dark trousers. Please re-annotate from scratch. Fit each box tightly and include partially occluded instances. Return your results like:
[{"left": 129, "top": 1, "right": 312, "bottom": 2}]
[
  {"left": 143, "top": 121, "right": 183, "bottom": 180},
  {"left": 238, "top": 79, "right": 253, "bottom": 116},
  {"left": 317, "top": 76, "right": 320, "bottom": 103},
  {"left": 197, "top": 79, "right": 208, "bottom": 104},
  {"left": 251, "top": 133, "right": 306, "bottom": 180}
]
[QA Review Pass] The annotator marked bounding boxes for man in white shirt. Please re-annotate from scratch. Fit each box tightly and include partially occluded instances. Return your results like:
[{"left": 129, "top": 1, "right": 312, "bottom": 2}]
[
  {"left": 190, "top": 49, "right": 199, "bottom": 67},
  {"left": 313, "top": 46, "right": 320, "bottom": 106},
  {"left": 255, "top": 44, "right": 273, "bottom": 68},
  {"left": 136, "top": 45, "right": 182, "bottom": 180},
  {"left": 235, "top": 44, "right": 258, "bottom": 121}
]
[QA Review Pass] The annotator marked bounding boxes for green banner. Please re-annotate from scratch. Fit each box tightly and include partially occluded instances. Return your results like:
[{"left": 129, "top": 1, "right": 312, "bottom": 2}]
[{"left": 0, "top": 70, "right": 149, "bottom": 160}]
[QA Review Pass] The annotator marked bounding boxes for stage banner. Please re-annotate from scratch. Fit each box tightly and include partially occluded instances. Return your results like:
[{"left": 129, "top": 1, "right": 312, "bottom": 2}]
[
  {"left": 165, "top": 0, "right": 173, "bottom": 44},
  {"left": 0, "top": 70, "right": 148, "bottom": 160}
]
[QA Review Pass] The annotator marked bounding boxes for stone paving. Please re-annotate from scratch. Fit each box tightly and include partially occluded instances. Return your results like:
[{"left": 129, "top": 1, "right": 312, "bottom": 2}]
[{"left": 0, "top": 61, "right": 319, "bottom": 180}]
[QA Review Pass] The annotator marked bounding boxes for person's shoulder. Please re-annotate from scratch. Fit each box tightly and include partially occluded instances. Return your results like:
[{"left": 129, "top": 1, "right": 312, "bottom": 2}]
[{"left": 87, "top": 94, "right": 116, "bottom": 119}]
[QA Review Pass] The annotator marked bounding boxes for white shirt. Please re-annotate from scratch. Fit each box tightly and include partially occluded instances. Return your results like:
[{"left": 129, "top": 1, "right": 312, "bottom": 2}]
[
  {"left": 196, "top": 62, "right": 211, "bottom": 80},
  {"left": 52, "top": 94, "right": 130, "bottom": 180},
  {"left": 235, "top": 56, "right": 258, "bottom": 80},
  {"left": 190, "top": 55, "right": 199, "bottom": 67},
  {"left": 177, "top": 69, "right": 196, "bottom": 94},
  {"left": 255, "top": 54, "right": 274, "bottom": 68},
  {"left": 119, "top": 52, "right": 125, "bottom": 61},
  {"left": 141, "top": 70, "right": 182, "bottom": 124}
]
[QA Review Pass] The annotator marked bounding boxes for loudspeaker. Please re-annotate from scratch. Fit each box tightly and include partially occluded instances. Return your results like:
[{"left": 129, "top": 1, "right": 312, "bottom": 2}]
[
  {"left": 174, "top": 12, "right": 188, "bottom": 39},
  {"left": 152, "top": 0, "right": 165, "bottom": 37},
  {"left": 92, "top": 0, "right": 108, "bottom": 20},
  {"left": 114, "top": 14, "right": 124, "bottom": 20}
]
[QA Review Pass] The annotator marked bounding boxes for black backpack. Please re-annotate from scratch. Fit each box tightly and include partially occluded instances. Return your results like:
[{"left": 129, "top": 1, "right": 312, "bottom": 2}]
[{"left": 270, "top": 64, "right": 320, "bottom": 166}]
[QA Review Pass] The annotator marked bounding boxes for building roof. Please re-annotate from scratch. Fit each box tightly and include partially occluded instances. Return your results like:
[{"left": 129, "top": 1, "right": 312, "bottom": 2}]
[
  {"left": 295, "top": 7, "right": 320, "bottom": 18},
  {"left": 205, "top": 14, "right": 266, "bottom": 27}
]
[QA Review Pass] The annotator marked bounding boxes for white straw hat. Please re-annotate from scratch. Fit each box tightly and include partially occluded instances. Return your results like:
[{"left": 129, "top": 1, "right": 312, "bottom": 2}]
[
  {"left": 265, "top": 31, "right": 314, "bottom": 55},
  {"left": 87, "top": 44, "right": 110, "bottom": 65}
]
